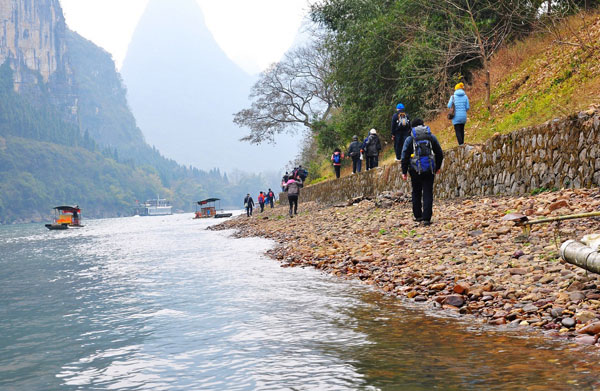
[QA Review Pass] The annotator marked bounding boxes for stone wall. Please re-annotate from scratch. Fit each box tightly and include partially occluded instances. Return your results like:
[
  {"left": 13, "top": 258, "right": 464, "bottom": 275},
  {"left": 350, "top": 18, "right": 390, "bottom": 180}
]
[{"left": 282, "top": 108, "right": 600, "bottom": 205}]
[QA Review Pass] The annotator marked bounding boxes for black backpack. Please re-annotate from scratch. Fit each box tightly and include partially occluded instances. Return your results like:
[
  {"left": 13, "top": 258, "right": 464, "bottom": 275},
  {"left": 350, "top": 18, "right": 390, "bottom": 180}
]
[{"left": 410, "top": 126, "right": 435, "bottom": 174}]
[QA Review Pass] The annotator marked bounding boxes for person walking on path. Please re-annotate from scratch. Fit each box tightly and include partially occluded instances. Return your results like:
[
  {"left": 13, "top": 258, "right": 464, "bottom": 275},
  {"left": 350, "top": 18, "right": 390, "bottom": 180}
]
[
  {"left": 284, "top": 177, "right": 302, "bottom": 217},
  {"left": 365, "top": 128, "right": 382, "bottom": 170},
  {"left": 401, "top": 119, "right": 444, "bottom": 226},
  {"left": 244, "top": 193, "right": 255, "bottom": 217},
  {"left": 331, "top": 148, "right": 344, "bottom": 179},
  {"left": 391, "top": 103, "right": 411, "bottom": 161},
  {"left": 360, "top": 134, "right": 370, "bottom": 170},
  {"left": 257, "top": 191, "right": 265, "bottom": 213},
  {"left": 447, "top": 82, "right": 470, "bottom": 146},
  {"left": 268, "top": 189, "right": 275, "bottom": 208},
  {"left": 347, "top": 135, "right": 362, "bottom": 174}
]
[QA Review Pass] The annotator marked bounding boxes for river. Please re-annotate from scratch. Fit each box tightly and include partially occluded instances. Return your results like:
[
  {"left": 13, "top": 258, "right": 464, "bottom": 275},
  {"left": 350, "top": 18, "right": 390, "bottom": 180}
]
[{"left": 0, "top": 214, "right": 598, "bottom": 390}]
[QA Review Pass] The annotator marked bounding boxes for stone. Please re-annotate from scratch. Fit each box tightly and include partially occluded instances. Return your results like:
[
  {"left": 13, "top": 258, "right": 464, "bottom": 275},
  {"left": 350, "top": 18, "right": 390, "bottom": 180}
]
[
  {"left": 444, "top": 295, "right": 465, "bottom": 308},
  {"left": 512, "top": 250, "right": 525, "bottom": 259},
  {"left": 550, "top": 308, "right": 564, "bottom": 318},
  {"left": 414, "top": 295, "right": 427, "bottom": 302},
  {"left": 561, "top": 318, "right": 576, "bottom": 328},
  {"left": 523, "top": 304, "right": 539, "bottom": 313},
  {"left": 430, "top": 283, "right": 447, "bottom": 291},
  {"left": 575, "top": 310, "right": 597, "bottom": 324},
  {"left": 575, "top": 335, "right": 597, "bottom": 345},
  {"left": 453, "top": 282, "right": 470, "bottom": 294},
  {"left": 569, "top": 291, "right": 585, "bottom": 302},
  {"left": 508, "top": 267, "right": 528, "bottom": 275},
  {"left": 578, "top": 321, "right": 600, "bottom": 335}
]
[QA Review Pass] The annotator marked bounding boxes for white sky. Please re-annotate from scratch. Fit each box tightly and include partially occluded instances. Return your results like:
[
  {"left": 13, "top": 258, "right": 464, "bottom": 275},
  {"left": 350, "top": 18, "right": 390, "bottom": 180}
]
[{"left": 60, "top": 0, "right": 313, "bottom": 74}]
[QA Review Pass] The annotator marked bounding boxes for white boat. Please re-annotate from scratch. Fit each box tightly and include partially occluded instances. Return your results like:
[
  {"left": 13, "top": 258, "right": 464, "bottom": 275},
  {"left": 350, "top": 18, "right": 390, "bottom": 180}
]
[{"left": 139, "top": 198, "right": 172, "bottom": 216}]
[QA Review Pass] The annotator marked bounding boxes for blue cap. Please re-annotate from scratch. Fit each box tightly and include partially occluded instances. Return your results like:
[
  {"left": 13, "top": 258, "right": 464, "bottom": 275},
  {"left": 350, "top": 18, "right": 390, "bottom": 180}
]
[{"left": 396, "top": 103, "right": 405, "bottom": 110}]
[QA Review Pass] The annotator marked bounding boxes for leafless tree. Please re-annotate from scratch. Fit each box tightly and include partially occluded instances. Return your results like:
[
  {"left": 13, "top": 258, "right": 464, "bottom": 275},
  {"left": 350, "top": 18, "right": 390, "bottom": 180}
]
[{"left": 234, "top": 34, "right": 339, "bottom": 144}]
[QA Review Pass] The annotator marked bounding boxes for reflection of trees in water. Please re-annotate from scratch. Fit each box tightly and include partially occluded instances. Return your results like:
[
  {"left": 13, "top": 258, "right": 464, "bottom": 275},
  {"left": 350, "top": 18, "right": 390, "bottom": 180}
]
[{"left": 332, "top": 291, "right": 599, "bottom": 390}]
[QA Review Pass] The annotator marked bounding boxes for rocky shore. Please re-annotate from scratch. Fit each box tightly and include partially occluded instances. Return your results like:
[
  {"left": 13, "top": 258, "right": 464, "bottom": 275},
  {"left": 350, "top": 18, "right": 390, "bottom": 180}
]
[{"left": 211, "top": 188, "right": 600, "bottom": 346}]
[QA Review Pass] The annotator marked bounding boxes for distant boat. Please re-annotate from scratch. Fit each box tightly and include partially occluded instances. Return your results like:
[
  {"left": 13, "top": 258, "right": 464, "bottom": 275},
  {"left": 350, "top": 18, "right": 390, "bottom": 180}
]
[
  {"left": 45, "top": 206, "right": 84, "bottom": 230},
  {"left": 137, "top": 197, "right": 173, "bottom": 216},
  {"left": 194, "top": 198, "right": 232, "bottom": 219}
]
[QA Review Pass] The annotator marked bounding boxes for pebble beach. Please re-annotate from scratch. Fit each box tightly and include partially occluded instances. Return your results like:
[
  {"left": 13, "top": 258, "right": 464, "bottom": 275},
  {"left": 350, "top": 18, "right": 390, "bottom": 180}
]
[{"left": 211, "top": 188, "right": 600, "bottom": 346}]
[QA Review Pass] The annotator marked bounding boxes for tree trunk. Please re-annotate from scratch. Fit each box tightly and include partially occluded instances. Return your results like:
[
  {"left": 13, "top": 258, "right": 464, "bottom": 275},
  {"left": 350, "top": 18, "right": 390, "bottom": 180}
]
[{"left": 485, "top": 61, "right": 492, "bottom": 114}]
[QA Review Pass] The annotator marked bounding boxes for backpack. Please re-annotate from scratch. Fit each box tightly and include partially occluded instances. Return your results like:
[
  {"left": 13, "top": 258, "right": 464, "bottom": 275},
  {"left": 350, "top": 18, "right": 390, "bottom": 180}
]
[
  {"left": 410, "top": 126, "right": 436, "bottom": 174},
  {"left": 268, "top": 191, "right": 274, "bottom": 198},
  {"left": 333, "top": 153, "right": 341, "bottom": 164},
  {"left": 398, "top": 113, "right": 408, "bottom": 128}
]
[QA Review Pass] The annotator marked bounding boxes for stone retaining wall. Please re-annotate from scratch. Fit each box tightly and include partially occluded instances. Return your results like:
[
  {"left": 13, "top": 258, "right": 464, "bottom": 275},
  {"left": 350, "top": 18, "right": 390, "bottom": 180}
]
[{"left": 282, "top": 108, "right": 600, "bottom": 205}]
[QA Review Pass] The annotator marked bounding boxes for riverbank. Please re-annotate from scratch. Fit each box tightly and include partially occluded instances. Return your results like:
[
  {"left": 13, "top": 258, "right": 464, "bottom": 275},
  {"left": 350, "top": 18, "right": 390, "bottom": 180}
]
[{"left": 212, "top": 188, "right": 600, "bottom": 346}]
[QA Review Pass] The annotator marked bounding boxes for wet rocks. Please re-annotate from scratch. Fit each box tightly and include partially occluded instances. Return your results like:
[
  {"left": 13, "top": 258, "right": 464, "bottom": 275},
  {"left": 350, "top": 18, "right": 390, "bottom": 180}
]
[{"left": 211, "top": 188, "right": 600, "bottom": 348}]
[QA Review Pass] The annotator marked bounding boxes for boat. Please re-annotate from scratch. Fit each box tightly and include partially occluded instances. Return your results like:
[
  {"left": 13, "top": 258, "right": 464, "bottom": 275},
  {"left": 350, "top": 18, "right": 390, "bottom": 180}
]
[
  {"left": 194, "top": 198, "right": 232, "bottom": 219},
  {"left": 137, "top": 197, "right": 173, "bottom": 216},
  {"left": 45, "top": 206, "right": 84, "bottom": 230}
]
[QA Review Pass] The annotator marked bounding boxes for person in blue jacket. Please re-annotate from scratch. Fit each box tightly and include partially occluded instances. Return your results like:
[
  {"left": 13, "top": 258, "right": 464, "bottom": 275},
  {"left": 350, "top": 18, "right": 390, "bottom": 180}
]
[{"left": 447, "top": 82, "right": 470, "bottom": 145}]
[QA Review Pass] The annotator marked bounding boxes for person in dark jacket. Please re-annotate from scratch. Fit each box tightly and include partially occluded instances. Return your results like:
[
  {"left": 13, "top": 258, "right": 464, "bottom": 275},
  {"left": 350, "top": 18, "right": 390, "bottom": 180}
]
[
  {"left": 284, "top": 177, "right": 302, "bottom": 217},
  {"left": 331, "top": 148, "right": 344, "bottom": 179},
  {"left": 364, "top": 128, "right": 382, "bottom": 170},
  {"left": 347, "top": 135, "right": 362, "bottom": 174},
  {"left": 244, "top": 194, "right": 255, "bottom": 217},
  {"left": 360, "top": 135, "right": 370, "bottom": 170},
  {"left": 268, "top": 189, "right": 275, "bottom": 208},
  {"left": 447, "top": 83, "right": 470, "bottom": 145},
  {"left": 391, "top": 103, "right": 411, "bottom": 161},
  {"left": 401, "top": 119, "right": 444, "bottom": 226}
]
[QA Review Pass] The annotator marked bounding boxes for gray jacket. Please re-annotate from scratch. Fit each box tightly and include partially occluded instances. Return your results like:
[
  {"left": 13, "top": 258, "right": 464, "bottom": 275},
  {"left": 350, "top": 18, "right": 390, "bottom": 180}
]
[{"left": 284, "top": 179, "right": 302, "bottom": 196}]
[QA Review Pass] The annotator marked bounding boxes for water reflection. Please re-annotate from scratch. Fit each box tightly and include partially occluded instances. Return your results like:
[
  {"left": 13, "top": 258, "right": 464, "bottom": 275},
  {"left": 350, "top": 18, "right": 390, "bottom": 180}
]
[{"left": 0, "top": 216, "right": 598, "bottom": 391}]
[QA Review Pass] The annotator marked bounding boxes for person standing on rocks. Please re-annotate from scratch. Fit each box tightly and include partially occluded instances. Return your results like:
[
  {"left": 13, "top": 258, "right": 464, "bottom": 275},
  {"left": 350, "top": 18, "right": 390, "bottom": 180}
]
[
  {"left": 258, "top": 191, "right": 266, "bottom": 213},
  {"left": 401, "top": 119, "right": 444, "bottom": 226},
  {"left": 365, "top": 128, "right": 382, "bottom": 170},
  {"left": 244, "top": 193, "right": 255, "bottom": 217},
  {"left": 284, "top": 176, "right": 302, "bottom": 217},
  {"left": 347, "top": 135, "right": 362, "bottom": 174},
  {"left": 268, "top": 189, "right": 275, "bottom": 208},
  {"left": 331, "top": 148, "right": 344, "bottom": 179},
  {"left": 391, "top": 103, "right": 411, "bottom": 161},
  {"left": 447, "top": 82, "right": 470, "bottom": 146}
]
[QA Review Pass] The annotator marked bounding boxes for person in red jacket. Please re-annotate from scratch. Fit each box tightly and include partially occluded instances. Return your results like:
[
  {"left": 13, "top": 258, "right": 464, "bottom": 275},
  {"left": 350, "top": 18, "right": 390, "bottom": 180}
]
[
  {"left": 331, "top": 148, "right": 344, "bottom": 179},
  {"left": 257, "top": 191, "right": 266, "bottom": 213}
]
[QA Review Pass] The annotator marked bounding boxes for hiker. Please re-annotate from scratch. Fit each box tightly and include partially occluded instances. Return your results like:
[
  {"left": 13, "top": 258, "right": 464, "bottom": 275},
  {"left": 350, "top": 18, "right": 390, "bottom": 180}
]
[
  {"left": 401, "top": 119, "right": 444, "bottom": 226},
  {"left": 360, "top": 134, "right": 370, "bottom": 170},
  {"left": 281, "top": 172, "right": 289, "bottom": 191},
  {"left": 268, "top": 189, "right": 275, "bottom": 208},
  {"left": 258, "top": 191, "right": 265, "bottom": 213},
  {"left": 331, "top": 148, "right": 344, "bottom": 179},
  {"left": 243, "top": 193, "right": 255, "bottom": 217},
  {"left": 347, "top": 135, "right": 362, "bottom": 174},
  {"left": 391, "top": 103, "right": 411, "bottom": 161},
  {"left": 364, "top": 128, "right": 382, "bottom": 170},
  {"left": 447, "top": 82, "right": 470, "bottom": 145},
  {"left": 284, "top": 176, "right": 302, "bottom": 217}
]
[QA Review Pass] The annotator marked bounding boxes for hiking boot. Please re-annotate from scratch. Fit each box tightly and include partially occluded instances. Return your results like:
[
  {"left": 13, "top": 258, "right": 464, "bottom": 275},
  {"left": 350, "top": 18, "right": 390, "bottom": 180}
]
[
  {"left": 413, "top": 217, "right": 423, "bottom": 222},
  {"left": 423, "top": 220, "right": 432, "bottom": 226}
]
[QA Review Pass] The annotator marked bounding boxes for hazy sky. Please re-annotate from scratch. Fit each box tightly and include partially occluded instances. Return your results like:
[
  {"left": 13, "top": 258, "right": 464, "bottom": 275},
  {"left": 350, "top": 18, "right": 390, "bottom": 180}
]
[{"left": 60, "top": 0, "right": 313, "bottom": 74}]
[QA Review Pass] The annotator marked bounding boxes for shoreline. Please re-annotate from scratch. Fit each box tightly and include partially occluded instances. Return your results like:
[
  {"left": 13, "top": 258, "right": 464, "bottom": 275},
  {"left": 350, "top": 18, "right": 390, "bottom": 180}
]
[{"left": 211, "top": 188, "right": 600, "bottom": 347}]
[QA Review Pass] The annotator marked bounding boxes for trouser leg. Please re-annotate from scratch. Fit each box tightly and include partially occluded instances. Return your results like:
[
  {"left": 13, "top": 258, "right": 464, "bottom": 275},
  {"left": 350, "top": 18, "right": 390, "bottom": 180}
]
[
  {"left": 394, "top": 136, "right": 402, "bottom": 160},
  {"left": 334, "top": 165, "right": 341, "bottom": 178},
  {"left": 352, "top": 158, "right": 357, "bottom": 173},
  {"left": 410, "top": 173, "right": 423, "bottom": 219},
  {"left": 454, "top": 123, "right": 465, "bottom": 145},
  {"left": 288, "top": 198, "right": 294, "bottom": 216},
  {"left": 270, "top": 200, "right": 274, "bottom": 208},
  {"left": 357, "top": 158, "right": 362, "bottom": 172},
  {"left": 422, "top": 172, "right": 435, "bottom": 222}
]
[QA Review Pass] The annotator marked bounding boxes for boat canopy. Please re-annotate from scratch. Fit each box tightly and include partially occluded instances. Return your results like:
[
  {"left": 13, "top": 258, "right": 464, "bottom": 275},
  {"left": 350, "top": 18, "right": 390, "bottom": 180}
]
[
  {"left": 53, "top": 206, "right": 80, "bottom": 213},
  {"left": 198, "top": 198, "right": 220, "bottom": 205}
]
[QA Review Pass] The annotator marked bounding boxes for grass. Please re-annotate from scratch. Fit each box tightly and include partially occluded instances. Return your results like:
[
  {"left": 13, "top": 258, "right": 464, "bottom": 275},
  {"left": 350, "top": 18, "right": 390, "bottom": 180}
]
[{"left": 307, "top": 10, "right": 600, "bottom": 184}]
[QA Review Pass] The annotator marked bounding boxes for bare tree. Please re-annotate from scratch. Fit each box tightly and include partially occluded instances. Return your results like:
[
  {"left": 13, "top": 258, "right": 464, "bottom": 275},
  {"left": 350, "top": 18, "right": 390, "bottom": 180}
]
[{"left": 234, "top": 34, "right": 339, "bottom": 144}]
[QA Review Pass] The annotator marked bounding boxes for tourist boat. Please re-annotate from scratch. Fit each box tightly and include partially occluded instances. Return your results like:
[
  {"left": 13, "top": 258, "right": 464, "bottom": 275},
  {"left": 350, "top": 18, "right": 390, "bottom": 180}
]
[
  {"left": 194, "top": 198, "right": 232, "bottom": 219},
  {"left": 137, "top": 197, "right": 173, "bottom": 216},
  {"left": 45, "top": 206, "right": 84, "bottom": 230}
]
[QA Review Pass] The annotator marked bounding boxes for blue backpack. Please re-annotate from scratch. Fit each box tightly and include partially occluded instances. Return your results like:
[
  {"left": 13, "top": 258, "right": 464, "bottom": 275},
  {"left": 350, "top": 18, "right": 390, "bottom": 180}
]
[
  {"left": 410, "top": 126, "right": 435, "bottom": 174},
  {"left": 333, "top": 153, "right": 341, "bottom": 164}
]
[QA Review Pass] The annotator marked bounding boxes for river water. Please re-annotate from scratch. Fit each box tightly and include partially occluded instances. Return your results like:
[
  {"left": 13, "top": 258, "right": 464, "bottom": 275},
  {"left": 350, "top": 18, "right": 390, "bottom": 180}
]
[{"left": 0, "top": 214, "right": 599, "bottom": 390}]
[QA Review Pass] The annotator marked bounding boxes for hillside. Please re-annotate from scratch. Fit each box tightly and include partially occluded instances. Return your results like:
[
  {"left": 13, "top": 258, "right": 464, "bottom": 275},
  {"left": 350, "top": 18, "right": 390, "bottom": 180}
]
[{"left": 309, "top": 10, "right": 600, "bottom": 182}]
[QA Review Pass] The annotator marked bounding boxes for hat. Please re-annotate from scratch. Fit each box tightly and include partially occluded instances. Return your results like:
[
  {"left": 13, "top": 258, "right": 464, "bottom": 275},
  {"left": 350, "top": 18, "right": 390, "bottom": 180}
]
[
  {"left": 455, "top": 82, "right": 465, "bottom": 90},
  {"left": 396, "top": 103, "right": 405, "bottom": 110},
  {"left": 412, "top": 118, "right": 424, "bottom": 127},
  {"left": 370, "top": 128, "right": 377, "bottom": 135},
  {"left": 352, "top": 135, "right": 358, "bottom": 141}
]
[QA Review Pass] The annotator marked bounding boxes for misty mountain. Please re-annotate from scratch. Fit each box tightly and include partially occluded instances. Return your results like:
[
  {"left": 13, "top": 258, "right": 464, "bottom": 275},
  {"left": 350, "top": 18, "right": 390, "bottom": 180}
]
[{"left": 121, "top": 0, "right": 301, "bottom": 173}]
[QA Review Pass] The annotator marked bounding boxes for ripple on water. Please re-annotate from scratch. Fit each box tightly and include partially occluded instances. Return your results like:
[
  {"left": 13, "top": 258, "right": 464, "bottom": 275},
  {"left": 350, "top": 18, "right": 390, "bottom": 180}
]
[{"left": 0, "top": 215, "right": 599, "bottom": 390}]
